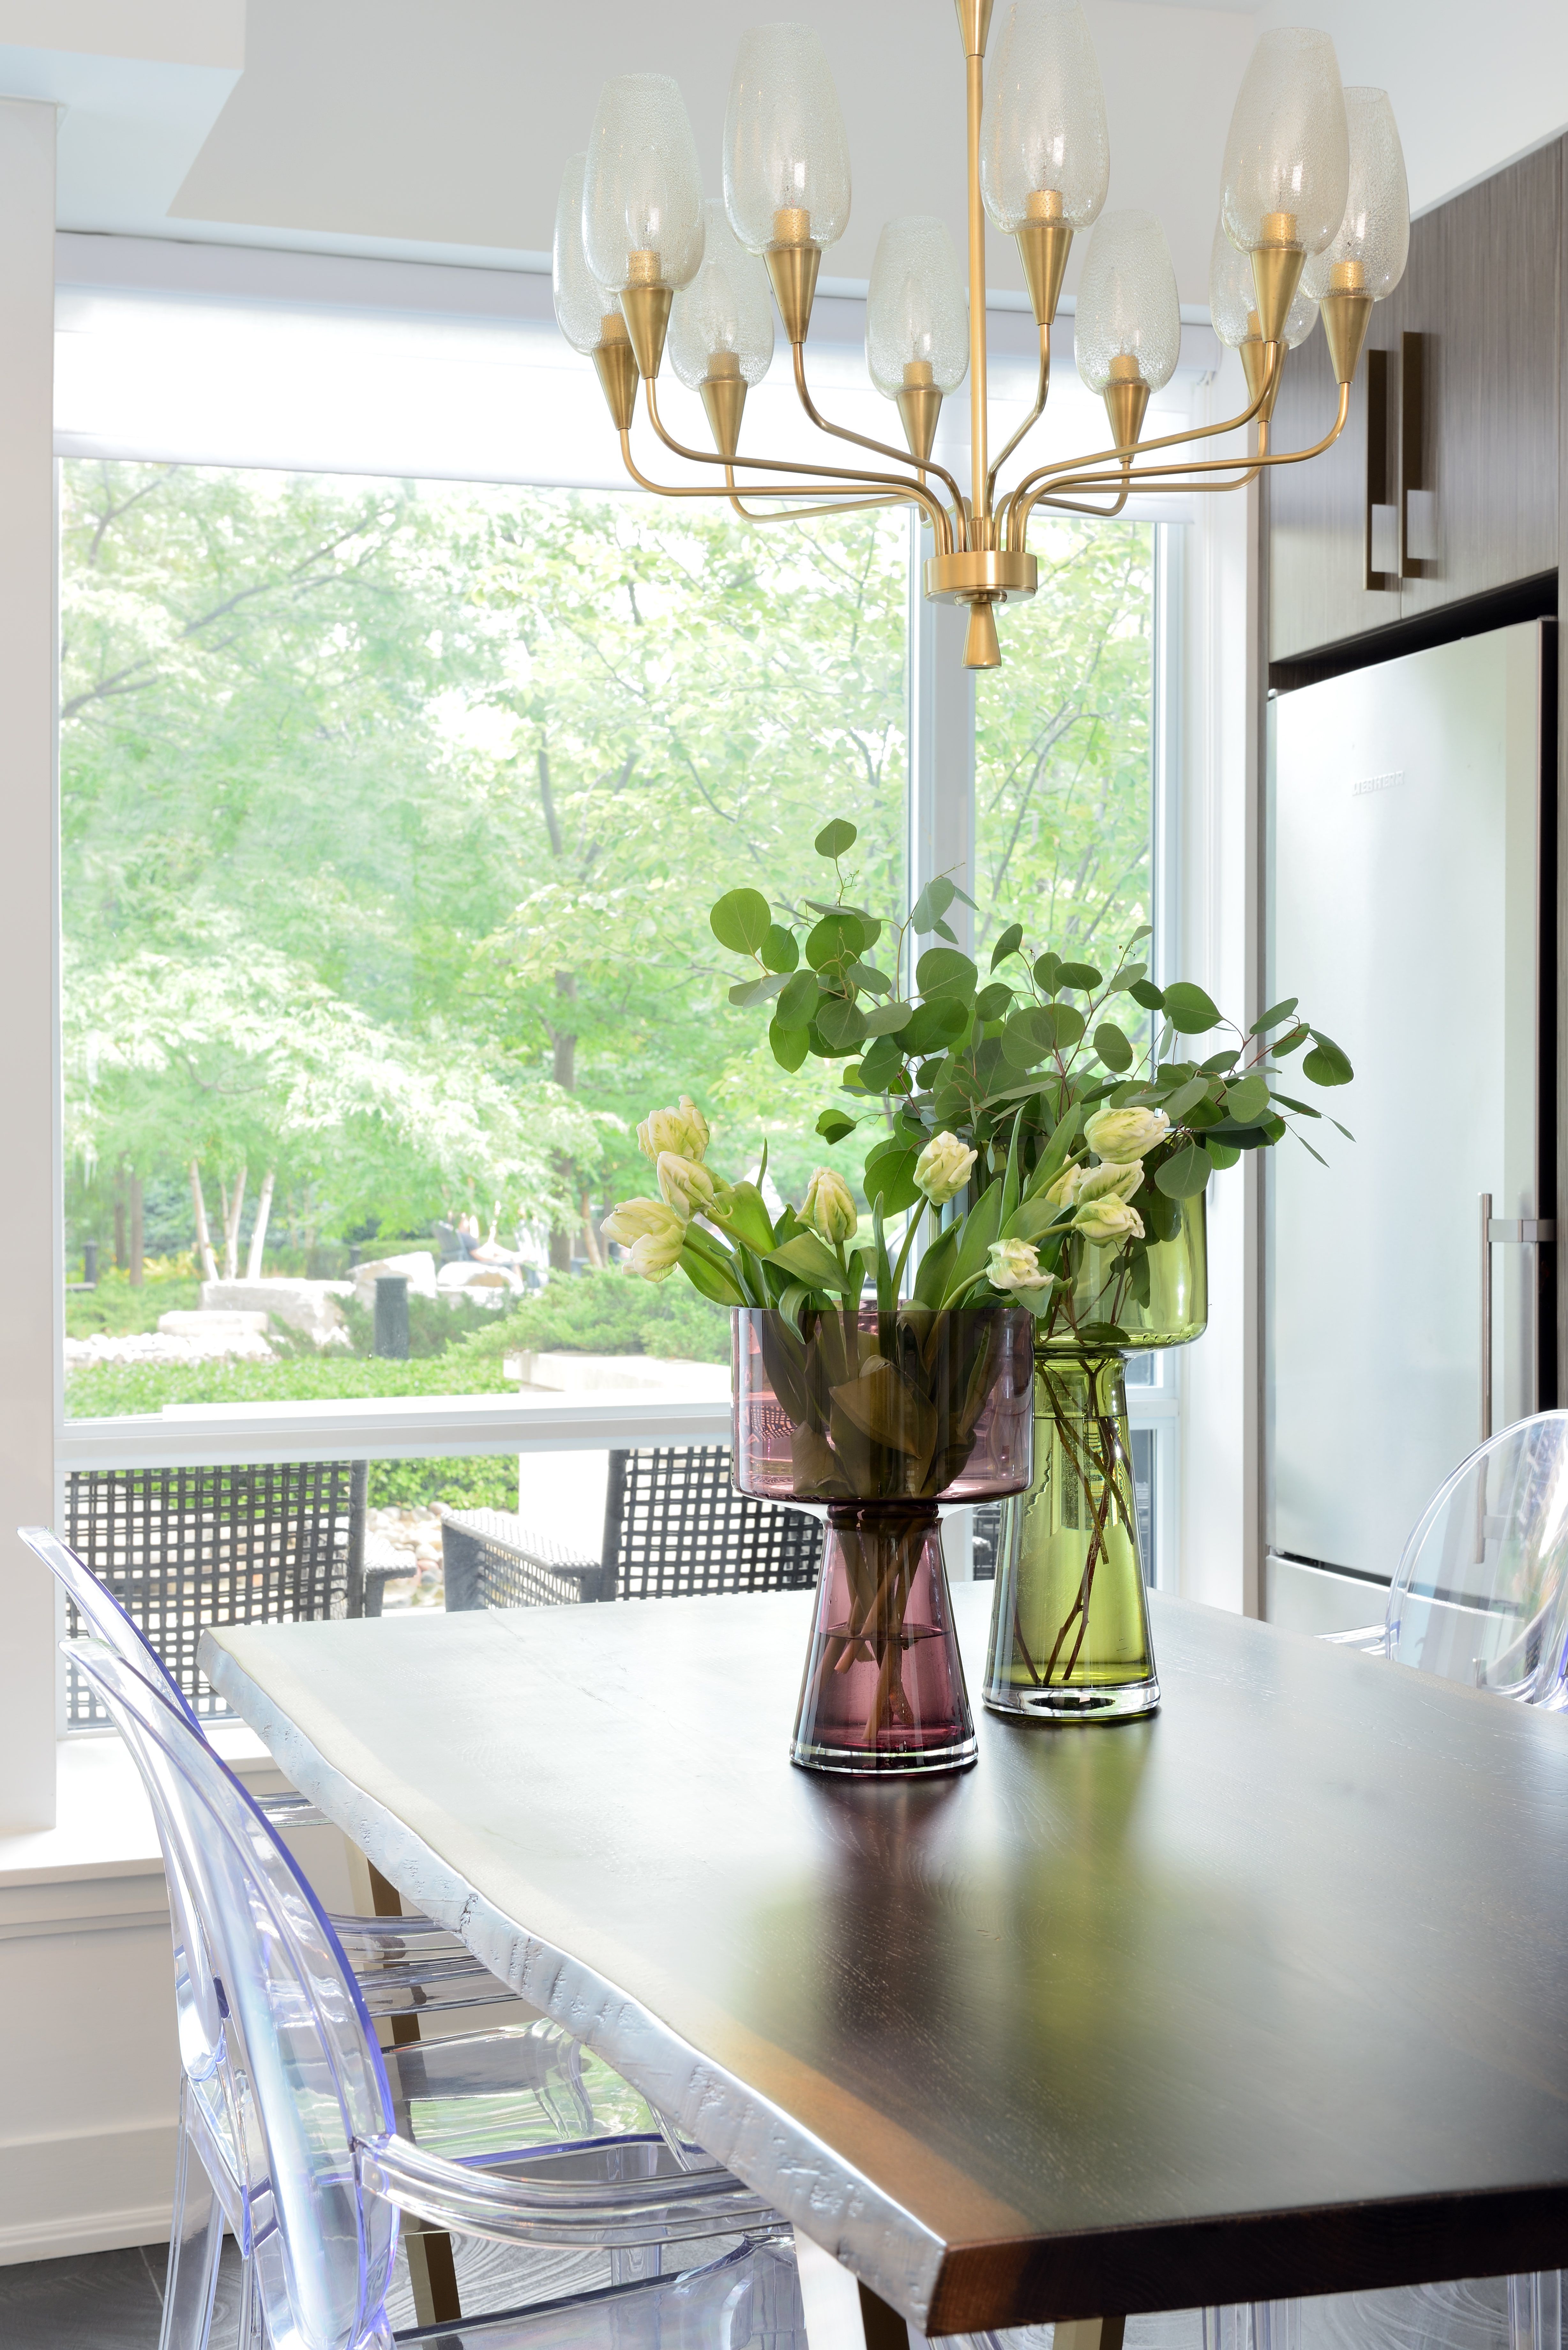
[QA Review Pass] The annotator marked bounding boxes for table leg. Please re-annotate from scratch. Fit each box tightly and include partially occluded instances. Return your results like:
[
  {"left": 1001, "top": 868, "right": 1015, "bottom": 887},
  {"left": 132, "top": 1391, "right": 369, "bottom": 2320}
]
[
  {"left": 793, "top": 2230, "right": 911, "bottom": 2350},
  {"left": 344, "top": 1838, "right": 464, "bottom": 2329},
  {"left": 1057, "top": 2321, "right": 1127, "bottom": 2350}
]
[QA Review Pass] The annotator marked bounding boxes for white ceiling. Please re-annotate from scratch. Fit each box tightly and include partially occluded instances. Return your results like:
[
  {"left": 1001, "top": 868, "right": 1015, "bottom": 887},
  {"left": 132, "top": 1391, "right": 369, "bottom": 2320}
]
[{"left": 10, "top": 0, "right": 1568, "bottom": 312}]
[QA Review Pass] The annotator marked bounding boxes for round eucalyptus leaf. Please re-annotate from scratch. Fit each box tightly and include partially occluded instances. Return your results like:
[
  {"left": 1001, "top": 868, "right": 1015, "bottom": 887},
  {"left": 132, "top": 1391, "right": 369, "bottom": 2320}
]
[
  {"left": 710, "top": 888, "right": 773, "bottom": 957},
  {"left": 1154, "top": 1143, "right": 1213, "bottom": 1198},
  {"left": 761, "top": 924, "right": 800, "bottom": 974},
  {"left": 1001, "top": 1005, "right": 1058, "bottom": 1067},
  {"left": 916, "top": 945, "right": 978, "bottom": 1000},
  {"left": 816, "top": 995, "right": 869, "bottom": 1051},
  {"left": 1094, "top": 1022, "right": 1134, "bottom": 1072},
  {"left": 1056, "top": 961, "right": 1103, "bottom": 990},
  {"left": 815, "top": 818, "right": 858, "bottom": 858},
  {"left": 776, "top": 970, "right": 819, "bottom": 1028},
  {"left": 805, "top": 911, "right": 865, "bottom": 971},
  {"left": 769, "top": 1020, "right": 810, "bottom": 1072},
  {"left": 903, "top": 996, "right": 969, "bottom": 1055},
  {"left": 861, "top": 998, "right": 914, "bottom": 1036},
  {"left": 975, "top": 980, "right": 1014, "bottom": 1022},
  {"left": 1161, "top": 981, "right": 1223, "bottom": 1034}
]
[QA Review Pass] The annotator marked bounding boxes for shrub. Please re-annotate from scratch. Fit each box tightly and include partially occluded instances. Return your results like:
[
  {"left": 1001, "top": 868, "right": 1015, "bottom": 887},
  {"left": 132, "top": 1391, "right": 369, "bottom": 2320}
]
[{"left": 501, "top": 1269, "right": 727, "bottom": 1362}]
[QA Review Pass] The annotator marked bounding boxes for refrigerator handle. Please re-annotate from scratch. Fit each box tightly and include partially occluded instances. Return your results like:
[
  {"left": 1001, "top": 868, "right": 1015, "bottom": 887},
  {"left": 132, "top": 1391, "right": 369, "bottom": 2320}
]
[{"left": 1480, "top": 1194, "right": 1558, "bottom": 1441}]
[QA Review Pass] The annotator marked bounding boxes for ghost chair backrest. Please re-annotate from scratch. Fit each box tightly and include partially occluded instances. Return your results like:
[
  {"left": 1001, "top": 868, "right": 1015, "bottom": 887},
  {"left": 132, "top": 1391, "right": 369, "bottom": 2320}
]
[
  {"left": 1386, "top": 1413, "right": 1568, "bottom": 1702},
  {"left": 20, "top": 1523, "right": 199, "bottom": 1721},
  {"left": 70, "top": 1637, "right": 397, "bottom": 2350}
]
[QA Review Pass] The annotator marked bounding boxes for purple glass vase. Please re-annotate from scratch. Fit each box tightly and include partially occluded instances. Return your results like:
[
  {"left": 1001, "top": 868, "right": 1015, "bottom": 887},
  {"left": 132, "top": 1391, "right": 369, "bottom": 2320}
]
[{"left": 733, "top": 1305, "right": 1034, "bottom": 1775}]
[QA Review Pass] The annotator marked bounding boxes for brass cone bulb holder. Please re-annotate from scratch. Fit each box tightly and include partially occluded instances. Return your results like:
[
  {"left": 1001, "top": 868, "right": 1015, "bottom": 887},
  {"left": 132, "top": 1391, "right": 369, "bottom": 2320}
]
[
  {"left": 1103, "top": 362, "right": 1150, "bottom": 455},
  {"left": 1249, "top": 240, "right": 1306, "bottom": 347},
  {"left": 765, "top": 236, "right": 821, "bottom": 346},
  {"left": 621, "top": 281, "right": 673, "bottom": 380},
  {"left": 700, "top": 359, "right": 747, "bottom": 459},
  {"left": 592, "top": 319, "right": 639, "bottom": 432},
  {"left": 1239, "top": 336, "right": 1283, "bottom": 423},
  {"left": 962, "top": 596, "right": 1001, "bottom": 668},
  {"left": 1319, "top": 288, "right": 1374, "bottom": 387},
  {"left": 954, "top": 0, "right": 995, "bottom": 55},
  {"left": 1016, "top": 218, "right": 1073, "bottom": 327},
  {"left": 897, "top": 364, "right": 943, "bottom": 464}
]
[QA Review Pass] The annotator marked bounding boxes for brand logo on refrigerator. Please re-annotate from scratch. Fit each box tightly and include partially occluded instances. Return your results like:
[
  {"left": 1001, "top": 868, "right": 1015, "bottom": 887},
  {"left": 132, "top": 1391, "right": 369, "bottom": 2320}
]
[{"left": 1351, "top": 769, "right": 1406, "bottom": 797}]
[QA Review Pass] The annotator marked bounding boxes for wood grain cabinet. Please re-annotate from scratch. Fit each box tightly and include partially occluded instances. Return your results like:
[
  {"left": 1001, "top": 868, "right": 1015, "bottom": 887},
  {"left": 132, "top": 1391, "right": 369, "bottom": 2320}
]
[{"left": 1267, "top": 140, "right": 1561, "bottom": 666}]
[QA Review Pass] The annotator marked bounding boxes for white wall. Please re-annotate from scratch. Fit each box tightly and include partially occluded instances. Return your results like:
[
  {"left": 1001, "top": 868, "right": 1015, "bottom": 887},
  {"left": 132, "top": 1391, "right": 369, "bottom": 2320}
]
[{"left": 162, "top": 0, "right": 1254, "bottom": 303}]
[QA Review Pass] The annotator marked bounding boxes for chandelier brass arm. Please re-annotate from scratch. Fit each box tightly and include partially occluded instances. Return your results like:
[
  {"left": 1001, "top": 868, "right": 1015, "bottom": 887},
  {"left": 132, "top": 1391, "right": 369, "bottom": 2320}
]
[
  {"left": 1012, "top": 379, "right": 1349, "bottom": 540},
  {"left": 988, "top": 324, "right": 1052, "bottom": 507},
  {"left": 618, "top": 431, "right": 933, "bottom": 523},
  {"left": 724, "top": 470, "right": 906, "bottom": 522},
  {"left": 788, "top": 343, "right": 970, "bottom": 521},
  {"left": 1000, "top": 343, "right": 1279, "bottom": 545},
  {"left": 636, "top": 375, "right": 958, "bottom": 551}
]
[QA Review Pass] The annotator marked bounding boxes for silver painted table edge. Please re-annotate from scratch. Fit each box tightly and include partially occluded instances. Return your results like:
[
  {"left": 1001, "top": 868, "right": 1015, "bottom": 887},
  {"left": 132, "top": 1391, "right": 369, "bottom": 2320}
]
[{"left": 200, "top": 1629, "right": 950, "bottom": 2329}]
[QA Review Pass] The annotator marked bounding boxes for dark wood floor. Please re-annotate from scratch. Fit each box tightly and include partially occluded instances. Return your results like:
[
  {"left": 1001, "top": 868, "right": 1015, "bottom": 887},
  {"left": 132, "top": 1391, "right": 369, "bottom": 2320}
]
[{"left": 0, "top": 2242, "right": 1512, "bottom": 2349}]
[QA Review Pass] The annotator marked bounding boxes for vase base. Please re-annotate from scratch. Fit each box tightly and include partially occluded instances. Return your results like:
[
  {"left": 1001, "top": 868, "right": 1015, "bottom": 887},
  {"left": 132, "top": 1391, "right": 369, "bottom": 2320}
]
[
  {"left": 983, "top": 1674, "right": 1161, "bottom": 1725},
  {"left": 791, "top": 1732, "right": 979, "bottom": 1776}
]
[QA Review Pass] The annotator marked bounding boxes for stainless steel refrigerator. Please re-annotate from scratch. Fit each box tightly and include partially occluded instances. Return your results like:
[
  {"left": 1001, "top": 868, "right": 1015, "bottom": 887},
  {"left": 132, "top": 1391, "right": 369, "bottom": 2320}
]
[{"left": 1266, "top": 620, "right": 1555, "bottom": 1632}]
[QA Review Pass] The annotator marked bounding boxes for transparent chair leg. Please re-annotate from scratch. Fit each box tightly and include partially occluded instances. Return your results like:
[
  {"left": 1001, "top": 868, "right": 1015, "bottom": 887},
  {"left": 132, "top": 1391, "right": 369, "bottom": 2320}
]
[
  {"left": 1509, "top": 2271, "right": 1563, "bottom": 2350},
  {"left": 234, "top": 2249, "right": 265, "bottom": 2350},
  {"left": 160, "top": 2091, "right": 225, "bottom": 2350}
]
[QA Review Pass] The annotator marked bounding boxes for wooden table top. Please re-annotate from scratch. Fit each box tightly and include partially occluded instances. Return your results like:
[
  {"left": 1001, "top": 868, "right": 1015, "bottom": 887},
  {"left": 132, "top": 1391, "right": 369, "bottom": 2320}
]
[{"left": 201, "top": 1588, "right": 1568, "bottom": 2335}]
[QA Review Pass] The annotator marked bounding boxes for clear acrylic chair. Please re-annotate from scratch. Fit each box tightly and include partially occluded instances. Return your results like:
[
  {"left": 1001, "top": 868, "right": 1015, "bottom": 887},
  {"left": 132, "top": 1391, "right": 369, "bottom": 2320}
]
[
  {"left": 69, "top": 1634, "right": 799, "bottom": 2350},
  {"left": 22, "top": 1523, "right": 510, "bottom": 2020},
  {"left": 1322, "top": 1412, "right": 1568, "bottom": 1702},
  {"left": 1223, "top": 1415, "right": 1568, "bottom": 2350}
]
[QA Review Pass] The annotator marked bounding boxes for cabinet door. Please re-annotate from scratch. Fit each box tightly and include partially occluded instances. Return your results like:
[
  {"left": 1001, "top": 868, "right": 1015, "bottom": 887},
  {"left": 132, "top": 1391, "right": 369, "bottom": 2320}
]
[
  {"left": 1267, "top": 137, "right": 1560, "bottom": 665},
  {"left": 1397, "top": 142, "right": 1559, "bottom": 621},
  {"left": 1267, "top": 269, "right": 1402, "bottom": 663}
]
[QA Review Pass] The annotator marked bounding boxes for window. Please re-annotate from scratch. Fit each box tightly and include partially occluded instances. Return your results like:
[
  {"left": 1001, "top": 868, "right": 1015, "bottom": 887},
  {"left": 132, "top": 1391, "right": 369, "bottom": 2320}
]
[{"left": 55, "top": 267, "right": 1180, "bottom": 1629}]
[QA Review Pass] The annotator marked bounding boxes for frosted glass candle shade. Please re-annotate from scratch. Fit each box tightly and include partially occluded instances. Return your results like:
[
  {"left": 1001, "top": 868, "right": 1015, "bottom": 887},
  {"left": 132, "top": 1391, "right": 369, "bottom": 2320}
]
[
  {"left": 866, "top": 216, "right": 968, "bottom": 398},
  {"left": 554, "top": 155, "right": 622, "bottom": 354},
  {"left": 1074, "top": 210, "right": 1180, "bottom": 394},
  {"left": 724, "top": 23, "right": 851, "bottom": 255},
  {"left": 1302, "top": 87, "right": 1409, "bottom": 302},
  {"left": 670, "top": 201, "right": 776, "bottom": 389},
  {"left": 1210, "top": 218, "right": 1317, "bottom": 349},
  {"left": 981, "top": 0, "right": 1109, "bottom": 233},
  {"left": 584, "top": 74, "right": 705, "bottom": 293},
  {"left": 1221, "top": 26, "right": 1349, "bottom": 256}
]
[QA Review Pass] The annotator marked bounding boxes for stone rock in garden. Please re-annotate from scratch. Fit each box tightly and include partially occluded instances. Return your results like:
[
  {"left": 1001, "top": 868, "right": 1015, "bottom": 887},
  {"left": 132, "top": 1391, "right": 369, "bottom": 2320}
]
[
  {"left": 201, "top": 1278, "right": 353, "bottom": 1347},
  {"left": 160, "top": 1309, "right": 271, "bottom": 1340},
  {"left": 351, "top": 1251, "right": 438, "bottom": 1311},
  {"left": 435, "top": 1260, "right": 518, "bottom": 1307}
]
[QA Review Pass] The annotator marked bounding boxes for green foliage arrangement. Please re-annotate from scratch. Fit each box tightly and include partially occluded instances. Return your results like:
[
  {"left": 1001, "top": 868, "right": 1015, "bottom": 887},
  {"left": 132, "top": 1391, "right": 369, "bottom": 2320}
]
[{"left": 604, "top": 819, "right": 1353, "bottom": 1347}]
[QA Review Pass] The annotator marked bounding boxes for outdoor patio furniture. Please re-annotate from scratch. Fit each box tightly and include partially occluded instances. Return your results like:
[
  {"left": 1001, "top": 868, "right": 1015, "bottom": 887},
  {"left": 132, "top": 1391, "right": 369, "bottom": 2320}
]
[
  {"left": 442, "top": 1445, "right": 824, "bottom": 1611},
  {"left": 61, "top": 1460, "right": 402, "bottom": 1722}
]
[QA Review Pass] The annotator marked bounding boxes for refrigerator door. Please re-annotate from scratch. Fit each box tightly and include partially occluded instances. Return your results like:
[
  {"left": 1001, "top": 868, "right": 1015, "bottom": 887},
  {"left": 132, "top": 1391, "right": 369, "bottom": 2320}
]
[{"left": 1268, "top": 622, "right": 1544, "bottom": 1587}]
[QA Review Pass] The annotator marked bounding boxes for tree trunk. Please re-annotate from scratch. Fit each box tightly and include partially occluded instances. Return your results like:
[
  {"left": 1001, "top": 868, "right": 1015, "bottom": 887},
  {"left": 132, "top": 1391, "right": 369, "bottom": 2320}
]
[
  {"left": 129, "top": 1176, "right": 144, "bottom": 1290},
  {"left": 113, "top": 1178, "right": 126, "bottom": 1272},
  {"left": 580, "top": 1190, "right": 605, "bottom": 1270},
  {"left": 548, "top": 968, "right": 578, "bottom": 1273},
  {"left": 246, "top": 1168, "right": 276, "bottom": 1280},
  {"left": 190, "top": 1161, "right": 219, "bottom": 1284},
  {"left": 222, "top": 1164, "right": 247, "bottom": 1282}
]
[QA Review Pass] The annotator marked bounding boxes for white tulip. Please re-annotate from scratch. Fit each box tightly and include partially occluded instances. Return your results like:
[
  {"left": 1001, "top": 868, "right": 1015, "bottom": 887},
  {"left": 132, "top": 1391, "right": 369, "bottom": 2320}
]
[
  {"left": 915, "top": 1130, "right": 977, "bottom": 1206},
  {"left": 1083, "top": 1105, "right": 1169, "bottom": 1164},
  {"left": 637, "top": 1095, "right": 710, "bottom": 1163},
  {"left": 987, "top": 1238, "right": 1055, "bottom": 1300},
  {"left": 803, "top": 1166, "right": 858, "bottom": 1245},
  {"left": 601, "top": 1196, "right": 688, "bottom": 1281},
  {"left": 1073, "top": 1195, "right": 1145, "bottom": 1245},
  {"left": 656, "top": 1151, "right": 716, "bottom": 1220}
]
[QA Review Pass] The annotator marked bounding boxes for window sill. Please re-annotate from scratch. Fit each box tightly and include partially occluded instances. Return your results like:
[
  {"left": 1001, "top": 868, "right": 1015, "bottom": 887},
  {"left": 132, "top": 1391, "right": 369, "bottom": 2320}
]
[
  {"left": 0, "top": 1722, "right": 288, "bottom": 1894},
  {"left": 57, "top": 1388, "right": 733, "bottom": 1467}
]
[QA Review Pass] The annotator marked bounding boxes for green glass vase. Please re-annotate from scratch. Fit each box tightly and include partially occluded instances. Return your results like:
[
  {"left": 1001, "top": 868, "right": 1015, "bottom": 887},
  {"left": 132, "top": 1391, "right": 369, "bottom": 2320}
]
[
  {"left": 983, "top": 1349, "right": 1159, "bottom": 1721},
  {"left": 982, "top": 1196, "right": 1207, "bottom": 1724}
]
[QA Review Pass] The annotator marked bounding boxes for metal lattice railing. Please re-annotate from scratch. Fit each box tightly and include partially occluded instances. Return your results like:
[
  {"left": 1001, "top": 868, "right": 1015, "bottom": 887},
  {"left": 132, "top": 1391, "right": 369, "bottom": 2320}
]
[
  {"left": 63, "top": 1463, "right": 363, "bottom": 1724},
  {"left": 442, "top": 1446, "right": 823, "bottom": 1613}
]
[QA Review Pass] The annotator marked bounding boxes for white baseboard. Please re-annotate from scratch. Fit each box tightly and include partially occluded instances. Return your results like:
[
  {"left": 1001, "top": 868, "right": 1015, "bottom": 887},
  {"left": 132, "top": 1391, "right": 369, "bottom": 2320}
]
[
  {"left": 0, "top": 2119, "right": 177, "bottom": 2266},
  {"left": 0, "top": 2200, "right": 174, "bottom": 2265}
]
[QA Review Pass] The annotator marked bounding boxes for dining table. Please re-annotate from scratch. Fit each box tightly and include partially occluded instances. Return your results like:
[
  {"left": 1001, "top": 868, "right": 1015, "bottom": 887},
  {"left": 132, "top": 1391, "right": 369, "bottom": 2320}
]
[{"left": 200, "top": 1583, "right": 1568, "bottom": 2341}]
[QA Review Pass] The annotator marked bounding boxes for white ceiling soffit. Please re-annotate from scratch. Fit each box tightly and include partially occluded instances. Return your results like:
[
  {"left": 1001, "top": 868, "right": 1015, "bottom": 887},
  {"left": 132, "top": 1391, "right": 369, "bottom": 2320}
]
[
  {"left": 0, "top": 2, "right": 244, "bottom": 231},
  {"left": 54, "top": 232, "right": 1220, "bottom": 516}
]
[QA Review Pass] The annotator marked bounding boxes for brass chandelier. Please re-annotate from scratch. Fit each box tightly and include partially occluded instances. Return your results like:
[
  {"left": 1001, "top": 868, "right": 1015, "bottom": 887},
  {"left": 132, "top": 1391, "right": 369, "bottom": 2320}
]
[{"left": 552, "top": 2, "right": 1409, "bottom": 670}]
